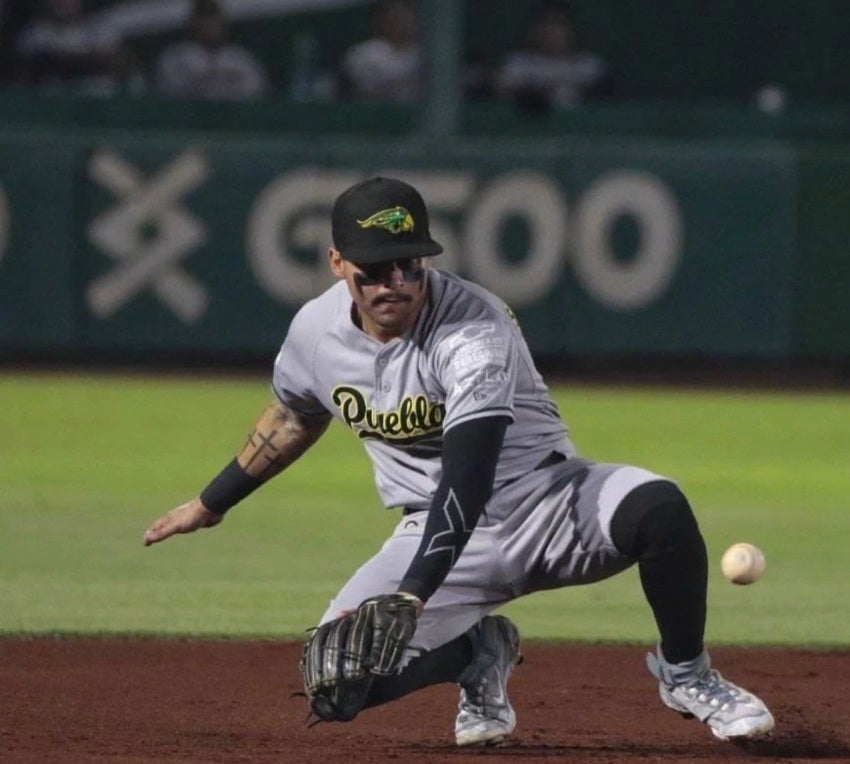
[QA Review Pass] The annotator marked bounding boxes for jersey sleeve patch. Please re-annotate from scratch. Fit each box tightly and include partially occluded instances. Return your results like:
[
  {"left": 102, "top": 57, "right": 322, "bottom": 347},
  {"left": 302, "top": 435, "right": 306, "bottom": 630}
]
[
  {"left": 446, "top": 322, "right": 508, "bottom": 381},
  {"left": 440, "top": 321, "right": 517, "bottom": 427}
]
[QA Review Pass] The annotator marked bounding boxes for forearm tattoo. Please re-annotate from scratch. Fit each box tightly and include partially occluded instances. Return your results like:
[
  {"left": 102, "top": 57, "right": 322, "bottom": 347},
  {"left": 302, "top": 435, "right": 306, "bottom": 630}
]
[{"left": 238, "top": 402, "right": 328, "bottom": 480}]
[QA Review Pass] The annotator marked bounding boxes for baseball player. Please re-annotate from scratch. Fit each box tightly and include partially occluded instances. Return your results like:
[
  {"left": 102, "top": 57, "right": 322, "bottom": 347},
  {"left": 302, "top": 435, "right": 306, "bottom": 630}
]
[{"left": 143, "top": 177, "right": 775, "bottom": 746}]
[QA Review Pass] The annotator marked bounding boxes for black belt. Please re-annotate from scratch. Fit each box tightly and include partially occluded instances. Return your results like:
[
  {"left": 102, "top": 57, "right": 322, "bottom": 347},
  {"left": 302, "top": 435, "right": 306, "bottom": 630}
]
[{"left": 402, "top": 450, "right": 566, "bottom": 515}]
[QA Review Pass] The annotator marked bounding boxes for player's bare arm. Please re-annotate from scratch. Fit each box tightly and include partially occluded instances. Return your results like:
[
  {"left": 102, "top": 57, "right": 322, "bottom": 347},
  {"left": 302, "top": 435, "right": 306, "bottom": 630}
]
[
  {"left": 237, "top": 400, "right": 329, "bottom": 481},
  {"left": 143, "top": 400, "right": 328, "bottom": 546}
]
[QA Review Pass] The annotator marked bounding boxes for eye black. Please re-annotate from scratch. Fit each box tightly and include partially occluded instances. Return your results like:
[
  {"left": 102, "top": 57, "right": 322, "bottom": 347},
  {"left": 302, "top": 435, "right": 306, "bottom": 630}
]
[{"left": 353, "top": 258, "right": 424, "bottom": 286}]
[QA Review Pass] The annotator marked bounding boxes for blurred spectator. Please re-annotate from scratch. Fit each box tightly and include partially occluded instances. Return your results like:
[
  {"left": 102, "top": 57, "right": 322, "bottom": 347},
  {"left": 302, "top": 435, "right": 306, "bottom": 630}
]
[
  {"left": 0, "top": 0, "right": 11, "bottom": 82},
  {"left": 155, "top": 0, "right": 269, "bottom": 101},
  {"left": 339, "top": 0, "right": 422, "bottom": 103},
  {"left": 494, "top": 3, "right": 611, "bottom": 113},
  {"left": 13, "top": 0, "right": 143, "bottom": 96}
]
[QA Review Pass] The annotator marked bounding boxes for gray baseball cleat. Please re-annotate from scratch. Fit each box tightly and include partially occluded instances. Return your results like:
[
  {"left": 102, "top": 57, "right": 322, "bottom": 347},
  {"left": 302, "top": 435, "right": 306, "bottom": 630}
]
[
  {"left": 646, "top": 648, "right": 775, "bottom": 741},
  {"left": 454, "top": 615, "right": 522, "bottom": 747}
]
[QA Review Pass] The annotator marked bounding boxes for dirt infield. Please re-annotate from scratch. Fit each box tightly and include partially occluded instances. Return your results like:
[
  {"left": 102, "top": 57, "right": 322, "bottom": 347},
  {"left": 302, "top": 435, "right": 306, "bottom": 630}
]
[{"left": 2, "top": 639, "right": 848, "bottom": 764}]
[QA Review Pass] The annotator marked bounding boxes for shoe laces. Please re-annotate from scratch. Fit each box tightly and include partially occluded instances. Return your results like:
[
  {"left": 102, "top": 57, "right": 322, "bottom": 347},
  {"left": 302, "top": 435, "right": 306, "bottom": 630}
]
[
  {"left": 462, "top": 676, "right": 491, "bottom": 711},
  {"left": 680, "top": 670, "right": 745, "bottom": 710}
]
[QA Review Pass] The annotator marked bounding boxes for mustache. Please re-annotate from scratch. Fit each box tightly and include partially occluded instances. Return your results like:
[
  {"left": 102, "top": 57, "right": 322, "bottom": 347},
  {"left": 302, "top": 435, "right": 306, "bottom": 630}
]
[{"left": 371, "top": 293, "right": 413, "bottom": 306}]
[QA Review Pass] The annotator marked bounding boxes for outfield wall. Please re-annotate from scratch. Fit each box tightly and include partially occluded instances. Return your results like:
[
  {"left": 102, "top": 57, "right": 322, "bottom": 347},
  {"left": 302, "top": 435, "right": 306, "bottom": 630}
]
[{"left": 0, "top": 104, "right": 848, "bottom": 361}]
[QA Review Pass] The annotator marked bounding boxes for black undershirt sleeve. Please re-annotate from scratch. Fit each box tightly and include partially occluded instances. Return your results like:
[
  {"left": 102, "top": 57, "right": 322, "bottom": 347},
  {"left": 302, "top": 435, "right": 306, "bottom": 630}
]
[{"left": 397, "top": 415, "right": 510, "bottom": 603}]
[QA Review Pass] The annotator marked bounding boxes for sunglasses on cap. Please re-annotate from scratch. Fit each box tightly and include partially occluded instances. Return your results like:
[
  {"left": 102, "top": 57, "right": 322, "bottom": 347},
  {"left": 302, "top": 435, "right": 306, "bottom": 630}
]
[{"left": 351, "top": 257, "right": 426, "bottom": 287}]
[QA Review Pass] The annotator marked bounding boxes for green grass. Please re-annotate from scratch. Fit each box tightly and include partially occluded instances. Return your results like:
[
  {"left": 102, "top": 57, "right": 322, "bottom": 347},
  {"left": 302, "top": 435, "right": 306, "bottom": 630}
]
[{"left": 1, "top": 371, "right": 849, "bottom": 646}]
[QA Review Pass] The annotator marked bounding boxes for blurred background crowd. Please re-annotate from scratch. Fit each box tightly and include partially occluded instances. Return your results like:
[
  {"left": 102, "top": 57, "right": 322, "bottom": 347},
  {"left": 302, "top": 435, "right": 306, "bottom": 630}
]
[
  {"left": 0, "top": 0, "right": 843, "bottom": 114},
  {"left": 0, "top": 0, "right": 612, "bottom": 109}
]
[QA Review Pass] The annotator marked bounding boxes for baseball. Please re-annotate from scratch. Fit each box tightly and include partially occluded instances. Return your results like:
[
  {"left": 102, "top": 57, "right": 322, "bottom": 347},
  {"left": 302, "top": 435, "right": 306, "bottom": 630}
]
[{"left": 721, "top": 543, "right": 766, "bottom": 585}]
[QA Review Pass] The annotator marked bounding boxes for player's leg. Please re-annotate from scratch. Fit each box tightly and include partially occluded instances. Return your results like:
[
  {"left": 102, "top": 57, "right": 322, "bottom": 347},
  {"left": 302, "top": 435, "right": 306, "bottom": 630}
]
[
  {"left": 319, "top": 510, "right": 506, "bottom": 646},
  {"left": 497, "top": 458, "right": 773, "bottom": 741},
  {"left": 358, "top": 612, "right": 522, "bottom": 748},
  {"left": 608, "top": 479, "right": 707, "bottom": 665},
  {"left": 315, "top": 508, "right": 520, "bottom": 738},
  {"left": 366, "top": 631, "right": 474, "bottom": 705},
  {"left": 526, "top": 462, "right": 774, "bottom": 741},
  {"left": 605, "top": 477, "right": 775, "bottom": 741}
]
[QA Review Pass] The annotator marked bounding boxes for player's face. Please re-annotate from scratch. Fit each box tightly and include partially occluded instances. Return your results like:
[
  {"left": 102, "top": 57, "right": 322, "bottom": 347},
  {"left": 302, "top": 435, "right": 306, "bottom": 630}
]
[{"left": 330, "top": 250, "right": 430, "bottom": 342}]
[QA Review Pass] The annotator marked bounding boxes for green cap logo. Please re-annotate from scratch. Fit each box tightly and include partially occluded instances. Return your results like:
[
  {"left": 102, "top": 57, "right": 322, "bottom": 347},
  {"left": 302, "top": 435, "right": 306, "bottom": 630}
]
[{"left": 356, "top": 206, "right": 414, "bottom": 234}]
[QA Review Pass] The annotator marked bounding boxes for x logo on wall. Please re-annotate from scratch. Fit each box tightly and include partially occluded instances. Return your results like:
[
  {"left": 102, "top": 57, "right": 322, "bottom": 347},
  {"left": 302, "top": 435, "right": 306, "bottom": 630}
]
[{"left": 86, "top": 150, "right": 210, "bottom": 323}]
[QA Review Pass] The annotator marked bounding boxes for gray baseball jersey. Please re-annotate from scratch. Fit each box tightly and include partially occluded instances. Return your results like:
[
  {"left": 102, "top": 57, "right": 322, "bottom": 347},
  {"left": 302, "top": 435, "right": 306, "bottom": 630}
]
[
  {"left": 272, "top": 268, "right": 669, "bottom": 654},
  {"left": 273, "top": 269, "right": 575, "bottom": 509}
]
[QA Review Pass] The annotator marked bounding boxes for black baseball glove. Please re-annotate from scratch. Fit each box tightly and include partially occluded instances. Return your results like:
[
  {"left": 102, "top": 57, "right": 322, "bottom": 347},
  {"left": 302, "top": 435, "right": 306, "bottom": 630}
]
[{"left": 299, "top": 593, "right": 420, "bottom": 722}]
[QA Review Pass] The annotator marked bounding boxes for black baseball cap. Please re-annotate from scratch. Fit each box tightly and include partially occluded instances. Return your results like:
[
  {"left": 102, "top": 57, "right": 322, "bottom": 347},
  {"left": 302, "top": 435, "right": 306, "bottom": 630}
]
[{"left": 331, "top": 177, "right": 444, "bottom": 264}]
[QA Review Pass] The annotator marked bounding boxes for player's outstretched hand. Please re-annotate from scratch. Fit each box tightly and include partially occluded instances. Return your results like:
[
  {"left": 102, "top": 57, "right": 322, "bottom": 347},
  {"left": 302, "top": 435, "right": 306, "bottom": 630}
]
[{"left": 143, "top": 499, "right": 222, "bottom": 546}]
